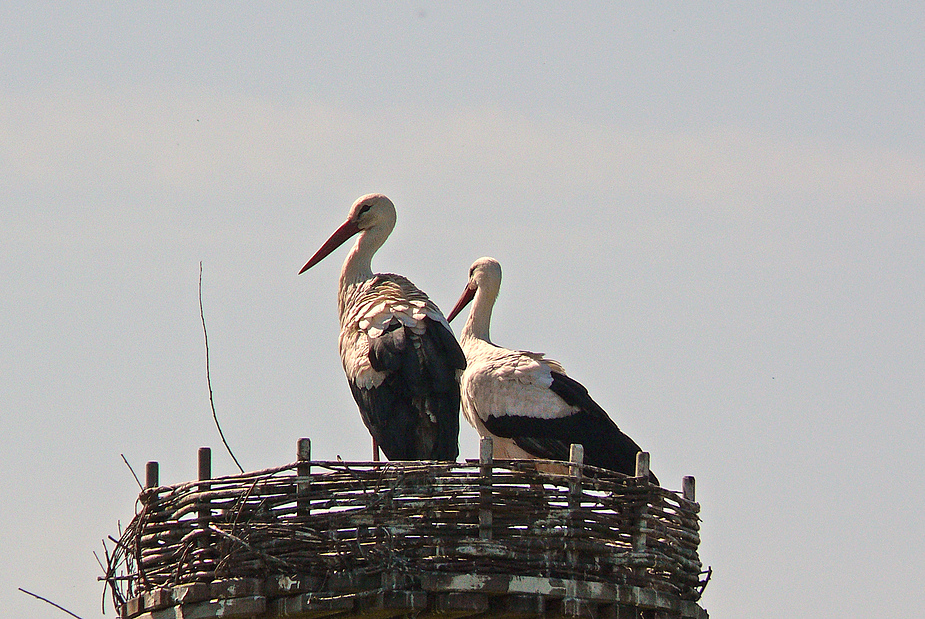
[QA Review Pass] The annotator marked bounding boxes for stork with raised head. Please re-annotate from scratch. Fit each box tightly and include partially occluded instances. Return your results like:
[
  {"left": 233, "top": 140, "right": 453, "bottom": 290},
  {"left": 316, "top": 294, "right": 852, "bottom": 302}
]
[
  {"left": 447, "top": 257, "right": 658, "bottom": 483},
  {"left": 299, "top": 194, "right": 466, "bottom": 461}
]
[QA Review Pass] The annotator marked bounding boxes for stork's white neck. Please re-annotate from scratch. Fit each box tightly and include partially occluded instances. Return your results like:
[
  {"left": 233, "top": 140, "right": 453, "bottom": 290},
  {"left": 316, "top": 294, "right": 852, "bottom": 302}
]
[
  {"left": 337, "top": 223, "right": 391, "bottom": 316},
  {"left": 461, "top": 283, "right": 497, "bottom": 345}
]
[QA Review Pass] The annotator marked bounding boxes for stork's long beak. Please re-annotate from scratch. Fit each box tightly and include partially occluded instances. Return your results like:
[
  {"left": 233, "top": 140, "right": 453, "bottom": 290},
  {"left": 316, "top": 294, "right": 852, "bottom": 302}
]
[
  {"left": 299, "top": 219, "right": 362, "bottom": 274},
  {"left": 446, "top": 285, "right": 476, "bottom": 322}
]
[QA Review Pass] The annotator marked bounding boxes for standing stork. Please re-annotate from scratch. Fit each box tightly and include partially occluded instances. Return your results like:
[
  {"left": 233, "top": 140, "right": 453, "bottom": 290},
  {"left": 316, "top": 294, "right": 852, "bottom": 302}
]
[
  {"left": 299, "top": 194, "right": 466, "bottom": 461},
  {"left": 447, "top": 257, "right": 658, "bottom": 482}
]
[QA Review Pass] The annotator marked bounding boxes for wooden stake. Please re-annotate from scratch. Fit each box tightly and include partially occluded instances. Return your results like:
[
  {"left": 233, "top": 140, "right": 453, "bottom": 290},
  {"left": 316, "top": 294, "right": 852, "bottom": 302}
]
[
  {"left": 145, "top": 461, "right": 159, "bottom": 489},
  {"left": 567, "top": 444, "right": 584, "bottom": 576},
  {"left": 634, "top": 451, "right": 650, "bottom": 480},
  {"left": 198, "top": 447, "right": 211, "bottom": 527},
  {"left": 297, "top": 438, "right": 311, "bottom": 518},
  {"left": 683, "top": 476, "right": 696, "bottom": 503},
  {"left": 633, "top": 451, "right": 650, "bottom": 559},
  {"left": 479, "top": 437, "right": 493, "bottom": 540}
]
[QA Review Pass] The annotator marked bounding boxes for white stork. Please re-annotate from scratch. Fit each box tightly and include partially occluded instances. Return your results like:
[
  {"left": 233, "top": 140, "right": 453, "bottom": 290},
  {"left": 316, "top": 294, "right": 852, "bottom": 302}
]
[
  {"left": 299, "top": 194, "right": 466, "bottom": 461},
  {"left": 447, "top": 257, "right": 658, "bottom": 482}
]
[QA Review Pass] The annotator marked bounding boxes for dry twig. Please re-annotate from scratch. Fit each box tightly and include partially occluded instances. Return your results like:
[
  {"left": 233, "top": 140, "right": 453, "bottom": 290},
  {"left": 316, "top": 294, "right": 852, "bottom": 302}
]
[
  {"left": 121, "top": 453, "right": 143, "bottom": 490},
  {"left": 18, "top": 588, "right": 86, "bottom": 619},
  {"left": 199, "top": 261, "right": 244, "bottom": 474},
  {"left": 103, "top": 459, "right": 706, "bottom": 605}
]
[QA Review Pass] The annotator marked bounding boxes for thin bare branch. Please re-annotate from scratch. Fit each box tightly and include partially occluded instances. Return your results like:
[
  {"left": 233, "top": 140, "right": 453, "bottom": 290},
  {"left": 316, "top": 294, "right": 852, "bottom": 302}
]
[
  {"left": 199, "top": 262, "right": 245, "bottom": 474},
  {"left": 92, "top": 549, "right": 106, "bottom": 573},
  {"left": 121, "top": 454, "right": 143, "bottom": 490},
  {"left": 18, "top": 588, "right": 86, "bottom": 619},
  {"left": 95, "top": 545, "right": 109, "bottom": 615}
]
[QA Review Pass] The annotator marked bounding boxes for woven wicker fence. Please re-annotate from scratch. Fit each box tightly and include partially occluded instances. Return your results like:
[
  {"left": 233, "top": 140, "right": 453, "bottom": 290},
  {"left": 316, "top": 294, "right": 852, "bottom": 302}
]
[{"left": 104, "top": 441, "right": 706, "bottom": 616}]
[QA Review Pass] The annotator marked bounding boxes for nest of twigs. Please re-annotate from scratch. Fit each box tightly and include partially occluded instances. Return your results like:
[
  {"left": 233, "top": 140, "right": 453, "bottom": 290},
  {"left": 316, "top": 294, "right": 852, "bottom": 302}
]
[{"left": 104, "top": 457, "right": 707, "bottom": 615}]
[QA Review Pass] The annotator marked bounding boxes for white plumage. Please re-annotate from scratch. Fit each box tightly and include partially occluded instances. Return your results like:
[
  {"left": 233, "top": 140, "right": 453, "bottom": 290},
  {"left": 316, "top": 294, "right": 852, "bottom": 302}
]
[
  {"left": 300, "top": 194, "right": 465, "bottom": 461},
  {"left": 447, "top": 257, "right": 657, "bottom": 481},
  {"left": 338, "top": 274, "right": 446, "bottom": 389}
]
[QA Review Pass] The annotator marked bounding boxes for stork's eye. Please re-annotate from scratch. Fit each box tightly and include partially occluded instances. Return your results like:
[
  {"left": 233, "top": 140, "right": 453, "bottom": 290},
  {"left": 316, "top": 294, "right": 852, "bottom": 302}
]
[{"left": 358, "top": 203, "right": 373, "bottom": 215}]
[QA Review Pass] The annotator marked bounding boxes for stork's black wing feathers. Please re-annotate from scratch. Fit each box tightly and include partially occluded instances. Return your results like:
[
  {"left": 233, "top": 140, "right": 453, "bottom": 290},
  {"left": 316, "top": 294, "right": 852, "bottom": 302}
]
[
  {"left": 428, "top": 317, "right": 468, "bottom": 376},
  {"left": 481, "top": 371, "right": 658, "bottom": 483},
  {"left": 350, "top": 317, "right": 464, "bottom": 462},
  {"left": 368, "top": 318, "right": 407, "bottom": 372}
]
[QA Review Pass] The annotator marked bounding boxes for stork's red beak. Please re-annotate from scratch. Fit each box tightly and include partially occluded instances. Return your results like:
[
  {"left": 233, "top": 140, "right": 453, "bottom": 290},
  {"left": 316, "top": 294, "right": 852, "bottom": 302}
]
[
  {"left": 299, "top": 219, "right": 362, "bottom": 274},
  {"left": 446, "top": 285, "right": 476, "bottom": 322}
]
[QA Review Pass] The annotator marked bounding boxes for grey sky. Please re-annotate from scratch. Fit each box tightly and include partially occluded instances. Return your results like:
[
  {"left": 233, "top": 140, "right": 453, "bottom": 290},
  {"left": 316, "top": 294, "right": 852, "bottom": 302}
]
[{"left": 2, "top": 4, "right": 923, "bottom": 618}]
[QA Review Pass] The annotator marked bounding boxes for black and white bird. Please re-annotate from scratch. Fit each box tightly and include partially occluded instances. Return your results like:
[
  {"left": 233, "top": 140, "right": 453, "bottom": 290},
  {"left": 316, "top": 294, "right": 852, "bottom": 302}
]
[
  {"left": 299, "top": 194, "right": 466, "bottom": 461},
  {"left": 447, "top": 257, "right": 657, "bottom": 482}
]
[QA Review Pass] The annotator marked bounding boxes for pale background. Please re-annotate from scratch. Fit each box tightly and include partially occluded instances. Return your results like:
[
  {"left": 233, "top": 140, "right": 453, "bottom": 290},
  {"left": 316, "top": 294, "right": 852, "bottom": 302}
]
[{"left": 2, "top": 4, "right": 923, "bottom": 618}]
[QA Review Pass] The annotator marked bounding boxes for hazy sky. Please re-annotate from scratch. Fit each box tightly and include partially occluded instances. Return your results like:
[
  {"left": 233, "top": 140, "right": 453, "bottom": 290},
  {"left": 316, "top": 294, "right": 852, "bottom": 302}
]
[{"left": 2, "top": 4, "right": 923, "bottom": 618}]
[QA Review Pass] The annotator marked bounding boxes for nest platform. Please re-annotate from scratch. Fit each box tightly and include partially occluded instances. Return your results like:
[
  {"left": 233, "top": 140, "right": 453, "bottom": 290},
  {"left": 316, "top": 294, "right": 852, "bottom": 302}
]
[{"left": 104, "top": 440, "right": 709, "bottom": 619}]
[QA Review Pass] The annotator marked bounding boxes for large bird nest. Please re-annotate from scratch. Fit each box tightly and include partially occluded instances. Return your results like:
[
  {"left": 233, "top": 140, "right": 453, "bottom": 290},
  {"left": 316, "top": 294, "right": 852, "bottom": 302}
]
[{"left": 104, "top": 454, "right": 708, "bottom": 618}]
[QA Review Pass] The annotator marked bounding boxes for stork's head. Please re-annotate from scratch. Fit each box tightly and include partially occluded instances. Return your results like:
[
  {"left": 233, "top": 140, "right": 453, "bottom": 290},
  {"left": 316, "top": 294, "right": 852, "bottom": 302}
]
[
  {"left": 447, "top": 257, "right": 502, "bottom": 322},
  {"left": 346, "top": 193, "right": 396, "bottom": 234},
  {"left": 299, "top": 193, "right": 396, "bottom": 274}
]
